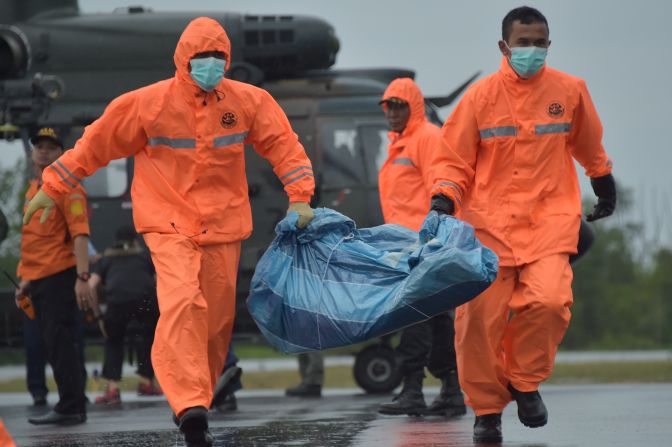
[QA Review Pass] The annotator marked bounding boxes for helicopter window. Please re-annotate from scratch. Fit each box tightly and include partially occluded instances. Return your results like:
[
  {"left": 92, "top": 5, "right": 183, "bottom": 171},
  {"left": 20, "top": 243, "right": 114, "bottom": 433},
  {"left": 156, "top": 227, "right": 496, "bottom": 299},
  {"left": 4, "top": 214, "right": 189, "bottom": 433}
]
[
  {"left": 279, "top": 30, "right": 294, "bottom": 43},
  {"left": 359, "top": 125, "right": 389, "bottom": 185},
  {"left": 82, "top": 158, "right": 128, "bottom": 198},
  {"left": 319, "top": 120, "right": 366, "bottom": 187},
  {"left": 245, "top": 31, "right": 259, "bottom": 46},
  {"left": 262, "top": 31, "right": 275, "bottom": 44}
]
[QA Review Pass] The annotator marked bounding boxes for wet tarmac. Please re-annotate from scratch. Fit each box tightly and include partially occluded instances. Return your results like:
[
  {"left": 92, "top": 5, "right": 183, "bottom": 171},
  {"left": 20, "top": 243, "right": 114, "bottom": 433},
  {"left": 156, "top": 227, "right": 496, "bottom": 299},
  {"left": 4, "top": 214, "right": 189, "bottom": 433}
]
[{"left": 1, "top": 384, "right": 671, "bottom": 446}]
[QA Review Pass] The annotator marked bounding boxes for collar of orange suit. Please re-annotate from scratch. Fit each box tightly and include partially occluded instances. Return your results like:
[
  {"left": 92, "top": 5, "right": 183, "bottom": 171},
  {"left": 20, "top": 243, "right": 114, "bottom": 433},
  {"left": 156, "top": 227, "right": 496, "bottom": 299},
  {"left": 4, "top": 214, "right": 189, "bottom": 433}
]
[
  {"left": 382, "top": 77, "right": 427, "bottom": 143},
  {"left": 173, "top": 17, "right": 232, "bottom": 100},
  {"left": 499, "top": 55, "right": 547, "bottom": 84}
]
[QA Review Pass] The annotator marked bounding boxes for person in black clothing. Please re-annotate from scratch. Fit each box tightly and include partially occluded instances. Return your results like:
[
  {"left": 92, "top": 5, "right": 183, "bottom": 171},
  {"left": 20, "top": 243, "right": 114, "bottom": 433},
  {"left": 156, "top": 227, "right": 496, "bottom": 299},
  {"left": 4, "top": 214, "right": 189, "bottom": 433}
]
[
  {"left": 378, "top": 312, "right": 465, "bottom": 417},
  {"left": 18, "top": 128, "right": 91, "bottom": 426},
  {"left": 90, "top": 225, "right": 162, "bottom": 404},
  {"left": 210, "top": 346, "right": 243, "bottom": 412}
]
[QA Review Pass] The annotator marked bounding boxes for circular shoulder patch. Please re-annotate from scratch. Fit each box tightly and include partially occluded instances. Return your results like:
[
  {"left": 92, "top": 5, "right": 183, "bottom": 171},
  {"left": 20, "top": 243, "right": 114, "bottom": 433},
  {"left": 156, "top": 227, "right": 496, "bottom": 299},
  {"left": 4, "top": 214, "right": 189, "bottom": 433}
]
[{"left": 70, "top": 201, "right": 84, "bottom": 216}]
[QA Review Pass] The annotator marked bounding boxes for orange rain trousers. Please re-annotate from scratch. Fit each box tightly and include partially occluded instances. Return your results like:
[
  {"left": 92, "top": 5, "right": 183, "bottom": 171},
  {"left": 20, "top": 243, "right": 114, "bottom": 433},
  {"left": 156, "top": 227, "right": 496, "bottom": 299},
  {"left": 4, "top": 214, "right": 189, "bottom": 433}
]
[
  {"left": 454, "top": 254, "right": 573, "bottom": 415},
  {"left": 143, "top": 233, "right": 240, "bottom": 416}
]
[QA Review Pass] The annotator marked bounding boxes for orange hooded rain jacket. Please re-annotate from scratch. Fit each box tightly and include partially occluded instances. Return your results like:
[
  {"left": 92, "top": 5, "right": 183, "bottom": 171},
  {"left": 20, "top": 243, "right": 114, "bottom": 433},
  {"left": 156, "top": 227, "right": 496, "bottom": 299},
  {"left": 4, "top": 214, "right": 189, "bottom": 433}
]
[
  {"left": 378, "top": 78, "right": 465, "bottom": 231},
  {"left": 440, "top": 58, "right": 612, "bottom": 266},
  {"left": 18, "top": 179, "right": 89, "bottom": 280},
  {"left": 38, "top": 18, "right": 315, "bottom": 416},
  {"left": 41, "top": 17, "right": 314, "bottom": 244}
]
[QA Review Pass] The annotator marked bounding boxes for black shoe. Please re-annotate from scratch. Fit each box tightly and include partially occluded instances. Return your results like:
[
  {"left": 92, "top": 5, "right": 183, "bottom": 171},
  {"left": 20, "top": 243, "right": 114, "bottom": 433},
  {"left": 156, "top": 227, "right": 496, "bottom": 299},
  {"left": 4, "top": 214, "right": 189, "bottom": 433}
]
[
  {"left": 508, "top": 383, "right": 548, "bottom": 428},
  {"left": 378, "top": 372, "right": 426, "bottom": 416},
  {"left": 32, "top": 394, "right": 48, "bottom": 406},
  {"left": 378, "top": 391, "right": 427, "bottom": 416},
  {"left": 285, "top": 383, "right": 322, "bottom": 397},
  {"left": 28, "top": 410, "right": 86, "bottom": 426},
  {"left": 473, "top": 413, "right": 502, "bottom": 444},
  {"left": 214, "top": 393, "right": 237, "bottom": 412},
  {"left": 425, "top": 371, "right": 466, "bottom": 417},
  {"left": 179, "top": 406, "right": 213, "bottom": 447},
  {"left": 211, "top": 366, "right": 242, "bottom": 408}
]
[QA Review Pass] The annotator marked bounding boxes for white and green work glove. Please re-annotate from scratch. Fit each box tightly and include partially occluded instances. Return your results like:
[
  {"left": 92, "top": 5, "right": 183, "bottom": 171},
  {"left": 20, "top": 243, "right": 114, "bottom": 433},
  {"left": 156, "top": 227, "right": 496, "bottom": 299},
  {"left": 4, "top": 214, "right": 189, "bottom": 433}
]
[
  {"left": 23, "top": 189, "right": 56, "bottom": 225},
  {"left": 287, "top": 202, "right": 314, "bottom": 229}
]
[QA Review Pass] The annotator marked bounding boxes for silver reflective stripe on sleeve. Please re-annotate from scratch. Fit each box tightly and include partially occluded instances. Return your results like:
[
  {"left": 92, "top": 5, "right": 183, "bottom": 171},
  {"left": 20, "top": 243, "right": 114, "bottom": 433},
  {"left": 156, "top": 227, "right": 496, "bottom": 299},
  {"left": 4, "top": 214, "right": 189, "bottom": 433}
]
[
  {"left": 213, "top": 131, "right": 249, "bottom": 148},
  {"left": 479, "top": 126, "right": 517, "bottom": 139},
  {"left": 55, "top": 159, "right": 81, "bottom": 184},
  {"left": 49, "top": 164, "right": 76, "bottom": 188},
  {"left": 147, "top": 137, "right": 196, "bottom": 149},
  {"left": 284, "top": 172, "right": 314, "bottom": 186},
  {"left": 392, "top": 157, "right": 415, "bottom": 166},
  {"left": 535, "top": 123, "right": 571, "bottom": 135},
  {"left": 280, "top": 165, "right": 313, "bottom": 182}
]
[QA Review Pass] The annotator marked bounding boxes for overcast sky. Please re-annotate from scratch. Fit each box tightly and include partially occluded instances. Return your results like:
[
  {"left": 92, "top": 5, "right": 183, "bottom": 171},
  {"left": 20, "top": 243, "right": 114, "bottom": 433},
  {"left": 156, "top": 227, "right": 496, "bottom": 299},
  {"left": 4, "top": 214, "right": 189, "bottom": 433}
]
[{"left": 3, "top": 0, "right": 671, "bottom": 248}]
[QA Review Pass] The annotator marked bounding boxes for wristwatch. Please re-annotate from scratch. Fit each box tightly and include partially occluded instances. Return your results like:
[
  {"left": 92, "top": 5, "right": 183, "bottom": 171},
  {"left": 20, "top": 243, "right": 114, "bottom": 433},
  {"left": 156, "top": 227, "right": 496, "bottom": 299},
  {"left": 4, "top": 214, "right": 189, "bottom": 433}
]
[{"left": 77, "top": 272, "right": 91, "bottom": 282}]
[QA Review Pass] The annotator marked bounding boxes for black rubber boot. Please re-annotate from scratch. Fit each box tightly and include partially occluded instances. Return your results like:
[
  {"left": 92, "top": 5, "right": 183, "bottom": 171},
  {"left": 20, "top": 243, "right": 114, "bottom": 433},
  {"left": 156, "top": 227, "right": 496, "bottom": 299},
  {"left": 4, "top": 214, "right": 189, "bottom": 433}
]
[
  {"left": 214, "top": 393, "right": 237, "bottom": 412},
  {"left": 285, "top": 383, "right": 322, "bottom": 397},
  {"left": 473, "top": 413, "right": 502, "bottom": 444},
  {"left": 378, "top": 371, "right": 427, "bottom": 416},
  {"left": 426, "top": 370, "right": 466, "bottom": 417},
  {"left": 508, "top": 383, "right": 548, "bottom": 428},
  {"left": 179, "top": 406, "right": 214, "bottom": 447},
  {"left": 211, "top": 366, "right": 242, "bottom": 408}
]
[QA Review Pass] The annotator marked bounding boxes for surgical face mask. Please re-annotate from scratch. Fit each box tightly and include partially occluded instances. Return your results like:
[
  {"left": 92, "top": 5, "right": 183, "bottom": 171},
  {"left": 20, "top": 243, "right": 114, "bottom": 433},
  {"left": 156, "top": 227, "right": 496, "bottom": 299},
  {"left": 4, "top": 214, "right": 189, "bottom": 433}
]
[
  {"left": 506, "top": 44, "right": 547, "bottom": 78},
  {"left": 189, "top": 57, "right": 226, "bottom": 91}
]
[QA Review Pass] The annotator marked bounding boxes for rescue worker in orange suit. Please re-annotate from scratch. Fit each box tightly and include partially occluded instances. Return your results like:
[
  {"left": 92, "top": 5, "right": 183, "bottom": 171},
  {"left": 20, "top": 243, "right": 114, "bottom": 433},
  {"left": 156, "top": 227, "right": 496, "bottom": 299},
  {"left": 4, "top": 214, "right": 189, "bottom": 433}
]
[
  {"left": 23, "top": 17, "right": 315, "bottom": 447},
  {"left": 376, "top": 78, "right": 466, "bottom": 417},
  {"left": 430, "top": 6, "right": 617, "bottom": 443},
  {"left": 17, "top": 127, "right": 91, "bottom": 426}
]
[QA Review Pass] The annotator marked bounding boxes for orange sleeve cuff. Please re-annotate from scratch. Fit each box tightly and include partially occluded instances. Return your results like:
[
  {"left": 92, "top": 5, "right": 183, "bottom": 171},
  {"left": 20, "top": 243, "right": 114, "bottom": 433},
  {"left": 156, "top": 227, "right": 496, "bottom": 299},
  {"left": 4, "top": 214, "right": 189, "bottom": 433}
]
[
  {"left": 69, "top": 229, "right": 90, "bottom": 238},
  {"left": 430, "top": 183, "right": 463, "bottom": 212}
]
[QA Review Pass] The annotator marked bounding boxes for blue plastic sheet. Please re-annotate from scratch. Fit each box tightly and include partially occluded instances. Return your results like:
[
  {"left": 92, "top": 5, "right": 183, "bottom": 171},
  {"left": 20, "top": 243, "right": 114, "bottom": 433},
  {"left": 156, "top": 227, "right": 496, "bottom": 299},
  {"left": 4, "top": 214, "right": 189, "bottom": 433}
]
[{"left": 247, "top": 209, "right": 498, "bottom": 354}]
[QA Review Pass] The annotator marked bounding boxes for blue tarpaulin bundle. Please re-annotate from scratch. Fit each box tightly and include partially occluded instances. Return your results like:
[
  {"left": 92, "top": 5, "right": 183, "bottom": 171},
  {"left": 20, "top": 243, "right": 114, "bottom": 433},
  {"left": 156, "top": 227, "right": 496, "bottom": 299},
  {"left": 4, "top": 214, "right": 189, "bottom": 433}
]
[{"left": 247, "top": 208, "right": 498, "bottom": 354}]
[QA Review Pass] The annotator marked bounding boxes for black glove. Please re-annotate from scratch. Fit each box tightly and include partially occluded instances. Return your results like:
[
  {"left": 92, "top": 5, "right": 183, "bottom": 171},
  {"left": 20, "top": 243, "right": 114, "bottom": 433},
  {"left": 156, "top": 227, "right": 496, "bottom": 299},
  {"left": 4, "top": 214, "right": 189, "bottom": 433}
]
[
  {"left": 430, "top": 194, "right": 455, "bottom": 216},
  {"left": 586, "top": 174, "right": 616, "bottom": 222}
]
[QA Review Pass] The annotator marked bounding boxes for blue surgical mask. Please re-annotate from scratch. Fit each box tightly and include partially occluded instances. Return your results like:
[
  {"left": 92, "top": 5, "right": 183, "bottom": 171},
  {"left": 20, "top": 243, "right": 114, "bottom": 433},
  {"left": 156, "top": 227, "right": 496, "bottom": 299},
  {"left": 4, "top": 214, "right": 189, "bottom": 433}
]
[
  {"left": 189, "top": 57, "right": 226, "bottom": 91},
  {"left": 506, "top": 44, "right": 547, "bottom": 78}
]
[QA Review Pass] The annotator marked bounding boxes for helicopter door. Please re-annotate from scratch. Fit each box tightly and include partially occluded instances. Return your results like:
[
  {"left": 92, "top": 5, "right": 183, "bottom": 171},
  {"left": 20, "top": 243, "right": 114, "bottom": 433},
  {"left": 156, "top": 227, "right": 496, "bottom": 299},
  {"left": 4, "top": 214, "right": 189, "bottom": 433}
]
[
  {"left": 316, "top": 117, "right": 371, "bottom": 224},
  {"left": 356, "top": 123, "right": 388, "bottom": 227}
]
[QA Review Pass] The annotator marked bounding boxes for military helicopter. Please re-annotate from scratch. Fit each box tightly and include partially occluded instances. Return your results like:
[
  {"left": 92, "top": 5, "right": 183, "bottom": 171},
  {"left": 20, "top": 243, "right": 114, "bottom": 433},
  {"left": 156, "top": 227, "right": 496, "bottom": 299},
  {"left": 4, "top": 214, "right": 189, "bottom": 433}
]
[{"left": 0, "top": 0, "right": 480, "bottom": 393}]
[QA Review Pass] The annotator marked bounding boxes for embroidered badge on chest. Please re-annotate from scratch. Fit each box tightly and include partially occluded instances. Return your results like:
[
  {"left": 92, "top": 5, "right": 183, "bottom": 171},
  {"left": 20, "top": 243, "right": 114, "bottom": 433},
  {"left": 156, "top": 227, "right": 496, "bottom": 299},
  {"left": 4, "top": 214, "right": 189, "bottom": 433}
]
[
  {"left": 221, "top": 111, "right": 237, "bottom": 129},
  {"left": 547, "top": 101, "right": 565, "bottom": 118}
]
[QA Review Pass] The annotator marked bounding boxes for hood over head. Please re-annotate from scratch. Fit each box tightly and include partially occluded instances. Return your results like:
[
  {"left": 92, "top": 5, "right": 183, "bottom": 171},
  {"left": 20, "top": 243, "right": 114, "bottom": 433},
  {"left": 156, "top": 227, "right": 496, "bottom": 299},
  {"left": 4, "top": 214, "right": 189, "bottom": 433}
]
[
  {"left": 380, "top": 77, "right": 427, "bottom": 134},
  {"left": 174, "top": 17, "right": 231, "bottom": 87}
]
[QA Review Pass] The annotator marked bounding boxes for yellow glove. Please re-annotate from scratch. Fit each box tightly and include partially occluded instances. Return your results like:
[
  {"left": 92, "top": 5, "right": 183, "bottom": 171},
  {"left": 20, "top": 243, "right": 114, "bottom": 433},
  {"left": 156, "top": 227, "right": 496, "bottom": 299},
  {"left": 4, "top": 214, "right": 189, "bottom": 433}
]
[
  {"left": 287, "top": 202, "right": 314, "bottom": 229},
  {"left": 23, "top": 189, "right": 56, "bottom": 225}
]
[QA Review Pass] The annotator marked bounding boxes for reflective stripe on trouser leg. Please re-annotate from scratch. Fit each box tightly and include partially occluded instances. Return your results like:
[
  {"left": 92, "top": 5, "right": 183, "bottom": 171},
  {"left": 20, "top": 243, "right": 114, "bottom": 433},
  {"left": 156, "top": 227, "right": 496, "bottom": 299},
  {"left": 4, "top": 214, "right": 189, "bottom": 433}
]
[
  {"left": 503, "top": 254, "right": 573, "bottom": 391},
  {"left": 455, "top": 268, "right": 516, "bottom": 416},
  {"left": 143, "top": 233, "right": 211, "bottom": 416},
  {"left": 199, "top": 241, "right": 240, "bottom": 395}
]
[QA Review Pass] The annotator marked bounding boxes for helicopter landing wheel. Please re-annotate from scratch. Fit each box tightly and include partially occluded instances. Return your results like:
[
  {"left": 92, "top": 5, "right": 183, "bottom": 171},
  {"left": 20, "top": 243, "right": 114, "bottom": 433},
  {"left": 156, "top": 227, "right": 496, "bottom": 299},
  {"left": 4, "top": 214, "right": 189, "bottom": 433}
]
[{"left": 353, "top": 344, "right": 402, "bottom": 394}]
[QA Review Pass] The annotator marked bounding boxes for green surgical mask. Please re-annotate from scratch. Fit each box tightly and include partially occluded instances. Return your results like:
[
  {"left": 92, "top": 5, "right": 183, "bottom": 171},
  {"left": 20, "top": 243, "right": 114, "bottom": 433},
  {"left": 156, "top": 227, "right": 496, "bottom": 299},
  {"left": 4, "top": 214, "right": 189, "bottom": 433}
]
[
  {"left": 507, "top": 44, "right": 547, "bottom": 78},
  {"left": 190, "top": 57, "right": 226, "bottom": 91}
]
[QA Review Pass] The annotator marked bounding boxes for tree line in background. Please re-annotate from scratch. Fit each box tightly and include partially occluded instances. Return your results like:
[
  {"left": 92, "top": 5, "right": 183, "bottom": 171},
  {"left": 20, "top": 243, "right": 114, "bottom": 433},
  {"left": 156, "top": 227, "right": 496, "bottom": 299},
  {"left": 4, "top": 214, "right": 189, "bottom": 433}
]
[
  {"left": 0, "top": 162, "right": 670, "bottom": 349},
  {"left": 568, "top": 191, "right": 672, "bottom": 349}
]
